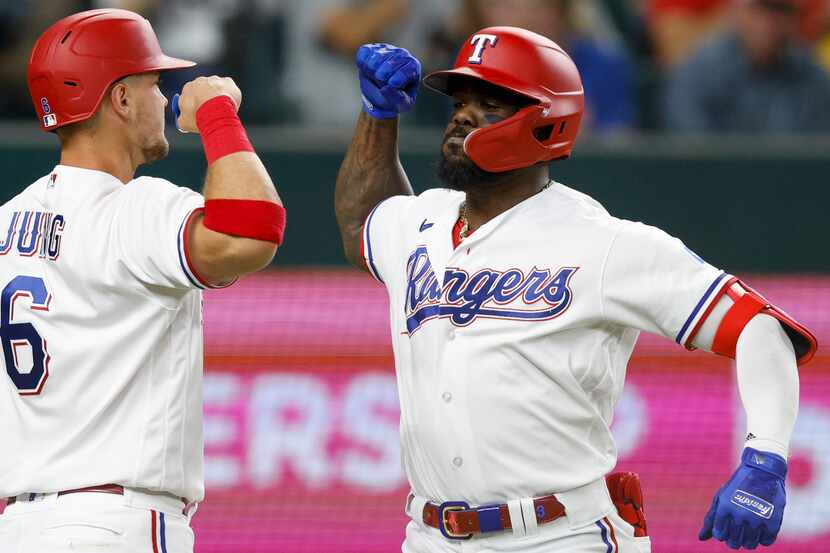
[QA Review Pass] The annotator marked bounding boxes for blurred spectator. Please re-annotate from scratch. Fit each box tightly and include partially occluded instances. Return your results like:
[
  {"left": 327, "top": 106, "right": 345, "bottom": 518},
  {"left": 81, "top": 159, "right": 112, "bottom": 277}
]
[
  {"left": 821, "top": 25, "right": 830, "bottom": 71},
  {"left": 317, "top": 0, "right": 409, "bottom": 54},
  {"left": 281, "top": 0, "right": 454, "bottom": 126},
  {"left": 284, "top": 0, "right": 406, "bottom": 126},
  {"left": 427, "top": 0, "right": 636, "bottom": 132},
  {"left": 97, "top": 0, "right": 294, "bottom": 123},
  {"left": 795, "top": 0, "right": 829, "bottom": 42},
  {"left": 664, "top": 0, "right": 830, "bottom": 133},
  {"left": 811, "top": 1, "right": 830, "bottom": 70},
  {"left": 0, "top": 1, "right": 91, "bottom": 119},
  {"left": 646, "top": 0, "right": 729, "bottom": 66},
  {"left": 223, "top": 1, "right": 298, "bottom": 123}
]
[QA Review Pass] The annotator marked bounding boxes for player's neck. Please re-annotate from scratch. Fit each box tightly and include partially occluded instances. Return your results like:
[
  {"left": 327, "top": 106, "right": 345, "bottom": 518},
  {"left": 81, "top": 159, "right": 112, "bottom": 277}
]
[
  {"left": 463, "top": 168, "right": 550, "bottom": 233},
  {"left": 59, "top": 132, "right": 138, "bottom": 184}
]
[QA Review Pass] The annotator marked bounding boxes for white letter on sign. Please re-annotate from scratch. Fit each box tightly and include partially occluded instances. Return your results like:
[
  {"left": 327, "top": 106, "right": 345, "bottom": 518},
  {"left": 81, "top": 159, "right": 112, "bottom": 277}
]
[
  {"left": 468, "top": 34, "right": 498, "bottom": 64},
  {"left": 203, "top": 374, "right": 243, "bottom": 489},
  {"left": 340, "top": 374, "right": 405, "bottom": 491},
  {"left": 248, "top": 375, "right": 332, "bottom": 488}
]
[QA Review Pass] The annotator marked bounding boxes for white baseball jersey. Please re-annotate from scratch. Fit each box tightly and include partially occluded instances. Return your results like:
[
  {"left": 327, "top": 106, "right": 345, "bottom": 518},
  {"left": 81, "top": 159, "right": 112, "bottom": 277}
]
[
  {"left": 0, "top": 164, "right": 223, "bottom": 502},
  {"left": 363, "top": 184, "right": 732, "bottom": 506}
]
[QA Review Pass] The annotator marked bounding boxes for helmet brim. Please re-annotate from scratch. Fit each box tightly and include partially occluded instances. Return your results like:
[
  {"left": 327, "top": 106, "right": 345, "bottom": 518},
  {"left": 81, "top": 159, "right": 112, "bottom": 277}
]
[
  {"left": 423, "top": 66, "right": 542, "bottom": 104},
  {"left": 145, "top": 54, "right": 197, "bottom": 72}
]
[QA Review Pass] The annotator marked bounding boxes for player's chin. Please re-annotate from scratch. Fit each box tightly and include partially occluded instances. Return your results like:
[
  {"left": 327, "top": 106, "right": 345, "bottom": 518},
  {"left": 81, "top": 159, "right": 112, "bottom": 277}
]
[
  {"left": 437, "top": 149, "right": 499, "bottom": 191},
  {"left": 143, "top": 137, "right": 170, "bottom": 164},
  {"left": 441, "top": 142, "right": 471, "bottom": 167},
  {"left": 443, "top": 139, "right": 465, "bottom": 158}
]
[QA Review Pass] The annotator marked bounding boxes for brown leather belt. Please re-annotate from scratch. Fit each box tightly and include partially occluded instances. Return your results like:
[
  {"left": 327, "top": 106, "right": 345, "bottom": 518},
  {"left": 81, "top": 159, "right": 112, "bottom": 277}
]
[
  {"left": 410, "top": 492, "right": 566, "bottom": 540},
  {"left": 412, "top": 472, "right": 650, "bottom": 541},
  {"left": 6, "top": 484, "right": 124, "bottom": 506},
  {"left": 5, "top": 483, "right": 195, "bottom": 516}
]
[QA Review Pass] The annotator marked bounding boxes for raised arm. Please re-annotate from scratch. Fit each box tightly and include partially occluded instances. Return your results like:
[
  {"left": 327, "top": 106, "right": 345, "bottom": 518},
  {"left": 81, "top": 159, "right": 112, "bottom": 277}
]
[
  {"left": 176, "top": 76, "right": 285, "bottom": 285},
  {"left": 334, "top": 43, "right": 420, "bottom": 270},
  {"left": 336, "top": 112, "right": 412, "bottom": 268}
]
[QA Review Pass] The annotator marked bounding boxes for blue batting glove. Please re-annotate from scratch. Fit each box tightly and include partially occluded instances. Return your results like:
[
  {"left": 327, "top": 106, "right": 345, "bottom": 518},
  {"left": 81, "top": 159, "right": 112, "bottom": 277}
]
[
  {"left": 171, "top": 93, "right": 186, "bottom": 133},
  {"left": 699, "top": 447, "right": 787, "bottom": 550},
  {"left": 356, "top": 43, "right": 420, "bottom": 119}
]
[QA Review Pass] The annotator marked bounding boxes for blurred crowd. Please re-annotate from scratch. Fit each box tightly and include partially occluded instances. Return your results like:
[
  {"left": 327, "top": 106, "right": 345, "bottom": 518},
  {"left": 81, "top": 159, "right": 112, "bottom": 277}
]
[{"left": 1, "top": 0, "right": 829, "bottom": 134}]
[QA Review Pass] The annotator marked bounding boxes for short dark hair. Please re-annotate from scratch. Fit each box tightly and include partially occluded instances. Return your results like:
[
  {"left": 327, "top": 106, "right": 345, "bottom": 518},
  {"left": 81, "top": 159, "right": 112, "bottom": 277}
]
[{"left": 55, "top": 112, "right": 99, "bottom": 144}]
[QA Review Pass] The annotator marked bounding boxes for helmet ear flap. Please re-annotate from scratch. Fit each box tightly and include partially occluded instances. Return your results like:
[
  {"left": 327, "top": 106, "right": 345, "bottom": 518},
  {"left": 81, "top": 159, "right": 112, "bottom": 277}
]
[
  {"left": 464, "top": 104, "right": 581, "bottom": 172},
  {"left": 541, "top": 112, "right": 582, "bottom": 152},
  {"left": 463, "top": 105, "right": 548, "bottom": 172}
]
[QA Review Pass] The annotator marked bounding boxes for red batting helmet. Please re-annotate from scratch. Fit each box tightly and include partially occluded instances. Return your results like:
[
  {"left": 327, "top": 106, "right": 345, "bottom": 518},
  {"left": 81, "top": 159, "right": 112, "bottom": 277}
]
[
  {"left": 424, "top": 27, "right": 584, "bottom": 172},
  {"left": 28, "top": 9, "right": 195, "bottom": 132}
]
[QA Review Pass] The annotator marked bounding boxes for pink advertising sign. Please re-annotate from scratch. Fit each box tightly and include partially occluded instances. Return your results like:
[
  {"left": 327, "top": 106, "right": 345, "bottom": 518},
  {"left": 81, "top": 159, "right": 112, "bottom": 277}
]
[
  {"left": 192, "top": 271, "right": 830, "bottom": 553},
  {"left": 2, "top": 271, "right": 826, "bottom": 553}
]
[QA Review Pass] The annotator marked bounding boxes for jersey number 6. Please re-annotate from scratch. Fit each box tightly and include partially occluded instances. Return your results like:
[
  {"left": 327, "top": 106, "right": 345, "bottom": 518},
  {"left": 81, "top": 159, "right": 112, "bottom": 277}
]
[{"left": 1, "top": 276, "right": 51, "bottom": 395}]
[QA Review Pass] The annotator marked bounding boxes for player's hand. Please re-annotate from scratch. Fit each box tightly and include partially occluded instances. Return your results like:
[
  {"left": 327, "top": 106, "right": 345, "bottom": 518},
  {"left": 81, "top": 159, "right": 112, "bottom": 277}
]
[
  {"left": 356, "top": 43, "right": 420, "bottom": 119},
  {"left": 699, "top": 447, "right": 787, "bottom": 550},
  {"left": 172, "top": 76, "right": 243, "bottom": 133}
]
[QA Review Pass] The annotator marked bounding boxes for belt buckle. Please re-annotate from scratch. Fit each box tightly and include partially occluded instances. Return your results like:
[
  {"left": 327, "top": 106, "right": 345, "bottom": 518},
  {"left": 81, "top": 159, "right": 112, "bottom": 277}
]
[{"left": 438, "top": 501, "right": 473, "bottom": 540}]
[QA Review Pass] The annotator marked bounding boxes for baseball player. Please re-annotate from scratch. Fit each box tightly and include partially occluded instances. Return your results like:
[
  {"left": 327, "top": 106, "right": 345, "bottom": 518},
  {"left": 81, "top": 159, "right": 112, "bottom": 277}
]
[
  {"left": 0, "top": 9, "right": 285, "bottom": 553},
  {"left": 334, "top": 28, "right": 817, "bottom": 552}
]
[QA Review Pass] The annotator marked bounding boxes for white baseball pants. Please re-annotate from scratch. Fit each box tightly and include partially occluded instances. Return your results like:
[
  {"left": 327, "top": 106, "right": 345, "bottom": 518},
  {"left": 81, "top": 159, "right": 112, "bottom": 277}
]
[{"left": 0, "top": 488, "right": 194, "bottom": 553}]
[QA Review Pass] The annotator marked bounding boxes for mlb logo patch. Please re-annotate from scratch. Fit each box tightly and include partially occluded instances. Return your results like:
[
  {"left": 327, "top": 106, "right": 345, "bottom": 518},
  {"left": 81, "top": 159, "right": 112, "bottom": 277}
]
[{"left": 43, "top": 114, "right": 57, "bottom": 128}]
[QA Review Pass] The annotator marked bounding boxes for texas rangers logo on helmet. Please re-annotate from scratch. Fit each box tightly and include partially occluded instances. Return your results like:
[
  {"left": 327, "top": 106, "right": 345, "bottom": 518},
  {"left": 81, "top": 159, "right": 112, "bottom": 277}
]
[
  {"left": 404, "top": 246, "right": 577, "bottom": 334},
  {"left": 468, "top": 34, "right": 498, "bottom": 64}
]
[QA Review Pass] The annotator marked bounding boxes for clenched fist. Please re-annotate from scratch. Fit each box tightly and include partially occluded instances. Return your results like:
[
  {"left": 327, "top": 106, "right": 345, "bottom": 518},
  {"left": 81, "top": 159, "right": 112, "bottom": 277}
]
[
  {"left": 356, "top": 43, "right": 420, "bottom": 120},
  {"left": 172, "top": 76, "right": 242, "bottom": 133}
]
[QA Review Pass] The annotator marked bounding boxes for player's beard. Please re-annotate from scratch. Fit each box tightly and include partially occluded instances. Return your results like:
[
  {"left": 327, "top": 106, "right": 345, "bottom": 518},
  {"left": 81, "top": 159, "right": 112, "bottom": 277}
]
[
  {"left": 134, "top": 97, "right": 169, "bottom": 165},
  {"left": 141, "top": 134, "right": 169, "bottom": 164},
  {"left": 437, "top": 149, "right": 502, "bottom": 191}
]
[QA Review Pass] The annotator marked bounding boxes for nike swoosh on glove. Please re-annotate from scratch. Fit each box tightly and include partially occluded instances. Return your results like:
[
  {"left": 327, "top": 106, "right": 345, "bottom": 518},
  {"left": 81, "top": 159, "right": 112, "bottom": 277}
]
[
  {"left": 699, "top": 447, "right": 787, "bottom": 550},
  {"left": 356, "top": 43, "right": 421, "bottom": 119}
]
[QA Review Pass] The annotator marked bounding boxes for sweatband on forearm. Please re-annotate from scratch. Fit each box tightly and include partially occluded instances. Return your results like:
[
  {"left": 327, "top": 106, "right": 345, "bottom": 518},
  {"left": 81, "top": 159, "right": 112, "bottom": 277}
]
[
  {"left": 204, "top": 199, "right": 286, "bottom": 245},
  {"left": 196, "top": 95, "right": 254, "bottom": 164}
]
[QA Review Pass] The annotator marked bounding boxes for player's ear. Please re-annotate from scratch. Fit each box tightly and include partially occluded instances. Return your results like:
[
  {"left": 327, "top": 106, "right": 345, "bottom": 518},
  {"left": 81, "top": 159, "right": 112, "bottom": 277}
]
[{"left": 106, "top": 77, "right": 133, "bottom": 122}]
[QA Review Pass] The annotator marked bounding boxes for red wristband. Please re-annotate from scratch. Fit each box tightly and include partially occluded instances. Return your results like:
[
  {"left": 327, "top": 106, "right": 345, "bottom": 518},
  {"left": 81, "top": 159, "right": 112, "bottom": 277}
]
[
  {"left": 204, "top": 199, "right": 286, "bottom": 245},
  {"left": 196, "top": 95, "right": 254, "bottom": 165}
]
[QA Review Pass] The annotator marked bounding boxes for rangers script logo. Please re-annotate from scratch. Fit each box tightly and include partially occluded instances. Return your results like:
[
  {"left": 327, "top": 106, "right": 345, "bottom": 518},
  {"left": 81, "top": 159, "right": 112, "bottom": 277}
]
[{"left": 404, "top": 246, "right": 577, "bottom": 333}]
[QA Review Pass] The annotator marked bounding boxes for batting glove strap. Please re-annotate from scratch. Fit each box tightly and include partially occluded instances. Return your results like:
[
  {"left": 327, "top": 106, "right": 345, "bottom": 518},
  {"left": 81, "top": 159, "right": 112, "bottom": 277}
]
[{"left": 741, "top": 447, "right": 787, "bottom": 480}]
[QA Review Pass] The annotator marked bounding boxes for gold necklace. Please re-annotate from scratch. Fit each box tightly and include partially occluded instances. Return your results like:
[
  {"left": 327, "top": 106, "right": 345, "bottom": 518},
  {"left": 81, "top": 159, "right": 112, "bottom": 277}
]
[{"left": 459, "top": 179, "right": 554, "bottom": 240}]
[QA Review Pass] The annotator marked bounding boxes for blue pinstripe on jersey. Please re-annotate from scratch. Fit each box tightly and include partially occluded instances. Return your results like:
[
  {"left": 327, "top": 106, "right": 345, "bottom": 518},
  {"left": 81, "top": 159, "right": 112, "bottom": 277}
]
[
  {"left": 177, "top": 210, "right": 205, "bottom": 289},
  {"left": 363, "top": 201, "right": 389, "bottom": 283},
  {"left": 159, "top": 512, "right": 168, "bottom": 553},
  {"left": 595, "top": 519, "right": 614, "bottom": 553},
  {"left": 675, "top": 271, "right": 728, "bottom": 344}
]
